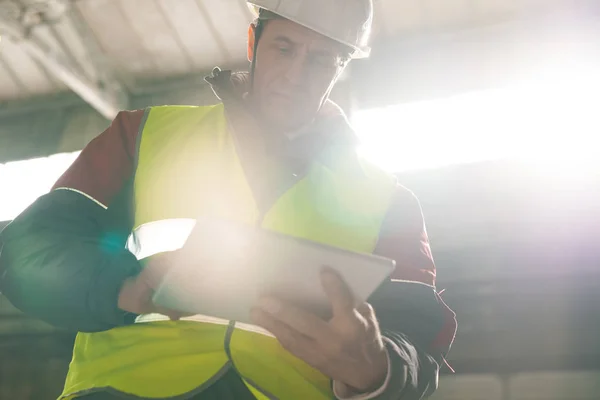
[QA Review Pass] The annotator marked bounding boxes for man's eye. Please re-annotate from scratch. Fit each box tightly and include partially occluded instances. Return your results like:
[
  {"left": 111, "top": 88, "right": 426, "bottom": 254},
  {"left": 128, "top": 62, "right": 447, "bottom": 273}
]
[{"left": 278, "top": 47, "right": 291, "bottom": 55}]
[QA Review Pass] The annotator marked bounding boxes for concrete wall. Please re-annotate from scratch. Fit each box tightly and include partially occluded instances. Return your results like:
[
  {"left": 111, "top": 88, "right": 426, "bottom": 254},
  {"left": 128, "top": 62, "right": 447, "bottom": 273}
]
[
  {"left": 0, "top": 101, "right": 108, "bottom": 163},
  {"left": 430, "top": 371, "right": 600, "bottom": 400}
]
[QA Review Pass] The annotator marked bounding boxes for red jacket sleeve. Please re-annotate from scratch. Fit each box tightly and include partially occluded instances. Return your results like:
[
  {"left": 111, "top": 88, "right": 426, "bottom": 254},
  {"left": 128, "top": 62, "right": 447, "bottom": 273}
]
[
  {"left": 373, "top": 185, "right": 457, "bottom": 362},
  {"left": 375, "top": 186, "right": 436, "bottom": 286},
  {"left": 53, "top": 110, "right": 144, "bottom": 205}
]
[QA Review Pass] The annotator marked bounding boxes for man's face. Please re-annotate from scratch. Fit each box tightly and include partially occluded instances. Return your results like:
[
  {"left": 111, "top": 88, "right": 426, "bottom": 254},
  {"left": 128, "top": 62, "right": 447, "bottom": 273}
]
[{"left": 248, "top": 18, "right": 350, "bottom": 132}]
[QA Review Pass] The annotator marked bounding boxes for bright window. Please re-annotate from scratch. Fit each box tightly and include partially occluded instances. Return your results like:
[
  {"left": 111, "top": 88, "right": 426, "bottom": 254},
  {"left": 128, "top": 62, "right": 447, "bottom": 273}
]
[
  {"left": 354, "top": 67, "right": 600, "bottom": 173},
  {"left": 0, "top": 152, "right": 80, "bottom": 221}
]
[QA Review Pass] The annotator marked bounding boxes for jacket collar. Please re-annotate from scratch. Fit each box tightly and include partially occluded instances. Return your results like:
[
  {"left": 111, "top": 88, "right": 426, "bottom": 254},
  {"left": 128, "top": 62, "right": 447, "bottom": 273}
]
[{"left": 204, "top": 67, "right": 359, "bottom": 148}]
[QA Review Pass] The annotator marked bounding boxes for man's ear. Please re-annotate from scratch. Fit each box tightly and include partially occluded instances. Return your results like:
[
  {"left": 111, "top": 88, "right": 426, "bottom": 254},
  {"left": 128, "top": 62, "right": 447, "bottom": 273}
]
[{"left": 247, "top": 23, "right": 256, "bottom": 62}]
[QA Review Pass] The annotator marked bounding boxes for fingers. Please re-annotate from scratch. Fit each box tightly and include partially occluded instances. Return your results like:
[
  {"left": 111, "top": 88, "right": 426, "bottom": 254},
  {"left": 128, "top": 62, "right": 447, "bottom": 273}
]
[
  {"left": 256, "top": 297, "right": 331, "bottom": 342},
  {"left": 321, "top": 268, "right": 355, "bottom": 317},
  {"left": 356, "top": 302, "right": 376, "bottom": 319},
  {"left": 355, "top": 302, "right": 381, "bottom": 339}
]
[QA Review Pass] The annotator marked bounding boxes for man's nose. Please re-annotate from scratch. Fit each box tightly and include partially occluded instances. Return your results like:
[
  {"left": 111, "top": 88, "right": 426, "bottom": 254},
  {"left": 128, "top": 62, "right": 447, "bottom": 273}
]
[{"left": 284, "top": 52, "right": 309, "bottom": 87}]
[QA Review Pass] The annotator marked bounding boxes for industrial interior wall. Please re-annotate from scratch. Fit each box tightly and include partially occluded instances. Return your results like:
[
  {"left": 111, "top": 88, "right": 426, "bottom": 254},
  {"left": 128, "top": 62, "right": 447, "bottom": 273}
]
[
  {"left": 0, "top": 291, "right": 72, "bottom": 398},
  {"left": 0, "top": 104, "right": 108, "bottom": 164},
  {"left": 0, "top": 354, "right": 70, "bottom": 399}
]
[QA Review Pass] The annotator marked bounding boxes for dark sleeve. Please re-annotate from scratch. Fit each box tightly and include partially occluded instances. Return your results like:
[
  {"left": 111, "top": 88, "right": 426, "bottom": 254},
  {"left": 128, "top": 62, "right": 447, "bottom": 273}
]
[
  {"left": 368, "top": 185, "right": 457, "bottom": 399},
  {"left": 0, "top": 110, "right": 145, "bottom": 332}
]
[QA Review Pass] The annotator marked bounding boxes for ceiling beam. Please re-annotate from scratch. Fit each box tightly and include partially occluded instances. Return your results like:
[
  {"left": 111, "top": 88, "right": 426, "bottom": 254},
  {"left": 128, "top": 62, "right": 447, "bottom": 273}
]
[
  {"left": 0, "top": 92, "right": 83, "bottom": 119},
  {"left": 0, "top": 0, "right": 128, "bottom": 119}
]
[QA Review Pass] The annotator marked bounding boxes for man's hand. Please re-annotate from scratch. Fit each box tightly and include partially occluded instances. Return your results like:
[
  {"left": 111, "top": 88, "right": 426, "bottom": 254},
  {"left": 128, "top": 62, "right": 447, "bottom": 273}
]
[
  {"left": 250, "top": 268, "right": 388, "bottom": 392},
  {"left": 117, "top": 252, "right": 188, "bottom": 320}
]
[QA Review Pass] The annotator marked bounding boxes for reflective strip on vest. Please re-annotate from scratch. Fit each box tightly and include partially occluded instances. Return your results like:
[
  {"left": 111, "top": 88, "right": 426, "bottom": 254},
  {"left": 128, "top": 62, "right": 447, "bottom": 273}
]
[
  {"left": 127, "top": 218, "right": 196, "bottom": 260},
  {"left": 135, "top": 313, "right": 275, "bottom": 338},
  {"left": 62, "top": 104, "right": 395, "bottom": 400}
]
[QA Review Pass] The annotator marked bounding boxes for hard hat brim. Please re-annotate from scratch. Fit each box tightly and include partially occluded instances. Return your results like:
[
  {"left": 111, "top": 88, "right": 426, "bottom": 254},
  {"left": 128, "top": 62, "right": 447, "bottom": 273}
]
[{"left": 247, "top": 1, "right": 371, "bottom": 59}]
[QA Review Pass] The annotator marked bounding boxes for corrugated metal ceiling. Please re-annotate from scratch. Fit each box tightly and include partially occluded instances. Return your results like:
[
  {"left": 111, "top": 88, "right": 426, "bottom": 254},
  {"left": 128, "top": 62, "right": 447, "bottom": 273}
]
[
  {"left": 0, "top": 0, "right": 577, "bottom": 103},
  {"left": 0, "top": 36, "right": 66, "bottom": 99},
  {"left": 75, "top": 0, "right": 251, "bottom": 78}
]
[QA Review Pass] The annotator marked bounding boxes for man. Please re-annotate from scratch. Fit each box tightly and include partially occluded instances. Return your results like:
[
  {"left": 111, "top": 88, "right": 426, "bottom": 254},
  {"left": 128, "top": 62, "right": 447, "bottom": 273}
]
[{"left": 0, "top": 0, "right": 456, "bottom": 399}]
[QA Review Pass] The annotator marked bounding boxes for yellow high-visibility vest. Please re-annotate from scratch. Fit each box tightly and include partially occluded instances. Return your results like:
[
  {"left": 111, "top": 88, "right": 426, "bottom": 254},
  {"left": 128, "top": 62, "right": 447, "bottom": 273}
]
[{"left": 61, "top": 104, "right": 396, "bottom": 400}]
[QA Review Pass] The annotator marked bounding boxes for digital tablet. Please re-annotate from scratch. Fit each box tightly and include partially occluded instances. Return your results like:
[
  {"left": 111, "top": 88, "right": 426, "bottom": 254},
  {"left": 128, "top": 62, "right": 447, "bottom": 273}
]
[{"left": 152, "top": 218, "right": 396, "bottom": 323}]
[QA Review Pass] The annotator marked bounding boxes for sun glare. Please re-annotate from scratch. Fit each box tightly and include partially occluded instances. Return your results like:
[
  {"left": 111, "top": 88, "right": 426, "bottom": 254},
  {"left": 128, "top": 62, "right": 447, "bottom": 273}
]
[{"left": 353, "top": 67, "right": 600, "bottom": 174}]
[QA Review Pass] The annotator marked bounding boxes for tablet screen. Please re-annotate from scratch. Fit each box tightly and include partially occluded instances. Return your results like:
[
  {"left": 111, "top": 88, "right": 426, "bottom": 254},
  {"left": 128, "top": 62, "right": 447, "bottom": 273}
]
[{"left": 152, "top": 218, "right": 395, "bottom": 323}]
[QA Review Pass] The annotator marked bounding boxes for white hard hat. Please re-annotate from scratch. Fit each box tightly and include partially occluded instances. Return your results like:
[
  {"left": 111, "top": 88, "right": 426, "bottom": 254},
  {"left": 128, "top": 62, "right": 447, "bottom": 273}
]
[{"left": 247, "top": 0, "right": 373, "bottom": 59}]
